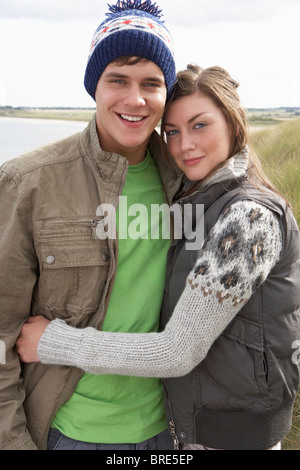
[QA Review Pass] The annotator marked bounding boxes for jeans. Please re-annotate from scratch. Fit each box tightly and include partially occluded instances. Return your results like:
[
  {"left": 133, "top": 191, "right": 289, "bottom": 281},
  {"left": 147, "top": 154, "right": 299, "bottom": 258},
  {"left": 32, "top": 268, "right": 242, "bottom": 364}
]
[
  {"left": 182, "top": 442, "right": 281, "bottom": 450},
  {"left": 47, "top": 428, "right": 174, "bottom": 450}
]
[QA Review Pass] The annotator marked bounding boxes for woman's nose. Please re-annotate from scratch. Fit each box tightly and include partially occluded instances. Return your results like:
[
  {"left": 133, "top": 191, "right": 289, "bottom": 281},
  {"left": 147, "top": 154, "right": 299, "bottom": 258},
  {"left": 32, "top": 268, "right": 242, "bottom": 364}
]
[{"left": 180, "top": 133, "right": 197, "bottom": 153}]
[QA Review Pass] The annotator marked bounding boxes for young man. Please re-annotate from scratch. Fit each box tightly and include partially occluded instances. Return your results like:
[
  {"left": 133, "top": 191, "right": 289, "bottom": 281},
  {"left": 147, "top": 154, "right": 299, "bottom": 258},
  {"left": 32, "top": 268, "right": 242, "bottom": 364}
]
[{"left": 0, "top": 1, "right": 182, "bottom": 450}]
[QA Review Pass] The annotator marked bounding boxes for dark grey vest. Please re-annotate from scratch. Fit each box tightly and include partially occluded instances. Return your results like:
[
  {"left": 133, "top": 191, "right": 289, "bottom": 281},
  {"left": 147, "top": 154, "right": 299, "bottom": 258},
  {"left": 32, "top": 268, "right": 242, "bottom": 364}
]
[{"left": 161, "top": 179, "right": 300, "bottom": 450}]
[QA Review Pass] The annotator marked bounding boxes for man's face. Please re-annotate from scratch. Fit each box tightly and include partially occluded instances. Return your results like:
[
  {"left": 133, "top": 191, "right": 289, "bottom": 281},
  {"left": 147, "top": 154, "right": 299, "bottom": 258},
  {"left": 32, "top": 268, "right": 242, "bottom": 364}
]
[{"left": 95, "top": 59, "right": 167, "bottom": 164}]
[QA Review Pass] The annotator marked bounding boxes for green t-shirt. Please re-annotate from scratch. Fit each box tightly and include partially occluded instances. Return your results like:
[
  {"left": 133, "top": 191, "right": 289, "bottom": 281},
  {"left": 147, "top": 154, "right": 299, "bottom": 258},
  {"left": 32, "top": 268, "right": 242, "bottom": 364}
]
[{"left": 51, "top": 151, "right": 170, "bottom": 443}]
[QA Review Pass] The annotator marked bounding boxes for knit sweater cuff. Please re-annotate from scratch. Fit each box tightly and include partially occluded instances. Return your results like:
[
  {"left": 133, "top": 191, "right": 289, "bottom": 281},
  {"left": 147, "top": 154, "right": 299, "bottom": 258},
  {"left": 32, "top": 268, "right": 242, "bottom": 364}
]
[{"left": 38, "top": 319, "right": 84, "bottom": 367}]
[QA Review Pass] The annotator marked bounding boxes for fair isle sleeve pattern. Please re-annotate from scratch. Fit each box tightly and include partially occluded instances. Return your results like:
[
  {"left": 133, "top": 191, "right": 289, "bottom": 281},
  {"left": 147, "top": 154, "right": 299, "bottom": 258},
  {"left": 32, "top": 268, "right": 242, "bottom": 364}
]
[{"left": 38, "top": 200, "right": 282, "bottom": 378}]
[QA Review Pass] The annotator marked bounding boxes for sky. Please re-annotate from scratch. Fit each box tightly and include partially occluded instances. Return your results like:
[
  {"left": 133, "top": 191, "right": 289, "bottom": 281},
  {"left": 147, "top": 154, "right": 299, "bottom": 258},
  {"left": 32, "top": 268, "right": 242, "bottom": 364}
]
[{"left": 0, "top": 0, "right": 299, "bottom": 109}]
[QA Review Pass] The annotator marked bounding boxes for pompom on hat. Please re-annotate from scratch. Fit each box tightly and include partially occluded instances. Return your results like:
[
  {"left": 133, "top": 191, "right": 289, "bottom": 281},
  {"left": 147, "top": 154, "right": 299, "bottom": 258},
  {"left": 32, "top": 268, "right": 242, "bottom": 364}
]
[{"left": 84, "top": 0, "right": 176, "bottom": 101}]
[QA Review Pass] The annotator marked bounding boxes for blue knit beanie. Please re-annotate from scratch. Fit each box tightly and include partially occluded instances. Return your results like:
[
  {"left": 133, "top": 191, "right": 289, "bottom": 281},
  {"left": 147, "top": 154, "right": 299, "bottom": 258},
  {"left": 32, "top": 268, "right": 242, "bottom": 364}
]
[{"left": 84, "top": 0, "right": 176, "bottom": 101}]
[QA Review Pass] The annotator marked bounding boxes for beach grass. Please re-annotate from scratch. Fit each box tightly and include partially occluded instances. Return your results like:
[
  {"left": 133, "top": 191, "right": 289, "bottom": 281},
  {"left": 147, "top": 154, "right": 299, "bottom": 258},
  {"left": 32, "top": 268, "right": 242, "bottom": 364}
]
[
  {"left": 250, "top": 118, "right": 300, "bottom": 227},
  {"left": 250, "top": 119, "right": 300, "bottom": 450}
]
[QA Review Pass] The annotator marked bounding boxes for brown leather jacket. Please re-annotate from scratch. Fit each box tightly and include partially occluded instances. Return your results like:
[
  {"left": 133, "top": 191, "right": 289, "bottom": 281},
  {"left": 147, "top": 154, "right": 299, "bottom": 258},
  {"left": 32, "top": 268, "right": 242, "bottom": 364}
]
[{"left": 0, "top": 115, "right": 182, "bottom": 450}]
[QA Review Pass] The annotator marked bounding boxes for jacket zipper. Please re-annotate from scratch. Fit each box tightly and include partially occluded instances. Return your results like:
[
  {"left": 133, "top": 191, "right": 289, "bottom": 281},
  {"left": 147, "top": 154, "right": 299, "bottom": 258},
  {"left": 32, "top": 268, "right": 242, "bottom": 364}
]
[
  {"left": 42, "top": 218, "right": 99, "bottom": 225},
  {"left": 94, "top": 237, "right": 116, "bottom": 330},
  {"left": 94, "top": 159, "right": 128, "bottom": 330},
  {"left": 41, "top": 218, "right": 102, "bottom": 240},
  {"left": 90, "top": 219, "right": 101, "bottom": 239}
]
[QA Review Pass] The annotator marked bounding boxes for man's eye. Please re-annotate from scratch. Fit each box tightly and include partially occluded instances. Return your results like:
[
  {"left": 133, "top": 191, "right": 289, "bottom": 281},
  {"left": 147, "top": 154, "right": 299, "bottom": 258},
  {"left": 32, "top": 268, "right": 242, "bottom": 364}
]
[{"left": 145, "top": 82, "right": 160, "bottom": 88}]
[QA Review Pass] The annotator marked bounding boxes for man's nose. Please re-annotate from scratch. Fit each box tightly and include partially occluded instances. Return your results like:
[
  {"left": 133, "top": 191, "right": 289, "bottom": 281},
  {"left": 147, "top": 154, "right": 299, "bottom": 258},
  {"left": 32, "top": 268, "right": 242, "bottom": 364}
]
[{"left": 123, "top": 85, "right": 146, "bottom": 107}]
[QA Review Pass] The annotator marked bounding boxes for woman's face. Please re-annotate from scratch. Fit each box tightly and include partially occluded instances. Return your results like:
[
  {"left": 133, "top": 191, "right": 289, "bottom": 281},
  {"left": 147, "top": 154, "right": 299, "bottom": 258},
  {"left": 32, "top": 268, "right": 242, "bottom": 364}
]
[{"left": 164, "top": 92, "right": 232, "bottom": 181}]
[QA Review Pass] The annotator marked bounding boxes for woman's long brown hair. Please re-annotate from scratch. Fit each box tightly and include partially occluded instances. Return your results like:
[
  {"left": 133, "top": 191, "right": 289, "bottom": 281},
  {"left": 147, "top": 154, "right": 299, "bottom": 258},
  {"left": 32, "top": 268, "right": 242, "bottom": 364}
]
[{"left": 161, "top": 64, "right": 289, "bottom": 204}]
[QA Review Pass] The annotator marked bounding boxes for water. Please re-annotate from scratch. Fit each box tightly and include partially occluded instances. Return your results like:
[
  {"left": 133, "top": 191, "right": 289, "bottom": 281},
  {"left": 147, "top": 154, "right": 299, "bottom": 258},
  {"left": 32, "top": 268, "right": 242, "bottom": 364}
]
[{"left": 0, "top": 117, "right": 89, "bottom": 165}]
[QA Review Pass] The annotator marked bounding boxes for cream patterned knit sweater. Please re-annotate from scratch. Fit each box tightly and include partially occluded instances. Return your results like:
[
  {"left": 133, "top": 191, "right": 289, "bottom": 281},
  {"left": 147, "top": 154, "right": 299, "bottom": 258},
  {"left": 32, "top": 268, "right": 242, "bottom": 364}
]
[{"left": 38, "top": 152, "right": 283, "bottom": 377}]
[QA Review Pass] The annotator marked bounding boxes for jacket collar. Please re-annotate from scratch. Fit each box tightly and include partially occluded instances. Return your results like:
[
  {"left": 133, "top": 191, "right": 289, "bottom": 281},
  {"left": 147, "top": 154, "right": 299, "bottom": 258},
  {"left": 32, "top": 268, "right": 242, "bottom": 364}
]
[{"left": 80, "top": 114, "right": 183, "bottom": 204}]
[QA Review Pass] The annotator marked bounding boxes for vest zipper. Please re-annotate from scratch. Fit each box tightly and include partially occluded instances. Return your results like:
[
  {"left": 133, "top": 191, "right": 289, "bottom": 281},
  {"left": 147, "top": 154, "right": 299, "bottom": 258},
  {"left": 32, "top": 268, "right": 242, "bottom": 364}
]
[
  {"left": 163, "top": 382, "right": 180, "bottom": 450},
  {"left": 169, "top": 420, "right": 180, "bottom": 450}
]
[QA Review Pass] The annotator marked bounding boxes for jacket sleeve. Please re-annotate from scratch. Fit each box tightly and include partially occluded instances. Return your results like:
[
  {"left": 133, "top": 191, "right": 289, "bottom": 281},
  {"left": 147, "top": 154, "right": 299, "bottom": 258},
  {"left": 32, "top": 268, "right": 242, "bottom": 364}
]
[
  {"left": 37, "top": 200, "right": 283, "bottom": 378},
  {"left": 0, "top": 169, "right": 38, "bottom": 450}
]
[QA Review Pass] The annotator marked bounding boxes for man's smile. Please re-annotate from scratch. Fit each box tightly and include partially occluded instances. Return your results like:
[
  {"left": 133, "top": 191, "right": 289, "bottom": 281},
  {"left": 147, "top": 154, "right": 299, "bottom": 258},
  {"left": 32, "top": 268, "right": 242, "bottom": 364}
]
[{"left": 120, "top": 114, "right": 146, "bottom": 122}]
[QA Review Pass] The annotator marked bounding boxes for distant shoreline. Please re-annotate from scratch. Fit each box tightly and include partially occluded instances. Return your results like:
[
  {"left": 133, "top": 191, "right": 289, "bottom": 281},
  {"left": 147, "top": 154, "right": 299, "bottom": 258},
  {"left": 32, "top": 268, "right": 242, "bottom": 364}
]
[
  {"left": 0, "top": 106, "right": 299, "bottom": 127},
  {"left": 0, "top": 108, "right": 95, "bottom": 122}
]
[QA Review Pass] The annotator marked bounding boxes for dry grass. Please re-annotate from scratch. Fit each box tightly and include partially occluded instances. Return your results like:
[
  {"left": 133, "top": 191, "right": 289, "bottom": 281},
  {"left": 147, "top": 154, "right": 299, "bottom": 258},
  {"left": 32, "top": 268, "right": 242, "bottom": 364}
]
[
  {"left": 250, "top": 119, "right": 300, "bottom": 450},
  {"left": 249, "top": 118, "right": 300, "bottom": 227}
]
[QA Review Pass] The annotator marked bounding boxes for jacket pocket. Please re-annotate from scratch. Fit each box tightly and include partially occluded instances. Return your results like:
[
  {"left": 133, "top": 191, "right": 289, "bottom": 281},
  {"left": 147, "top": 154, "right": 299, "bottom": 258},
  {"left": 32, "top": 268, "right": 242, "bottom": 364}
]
[
  {"left": 36, "top": 218, "right": 110, "bottom": 323},
  {"left": 199, "top": 316, "right": 268, "bottom": 409}
]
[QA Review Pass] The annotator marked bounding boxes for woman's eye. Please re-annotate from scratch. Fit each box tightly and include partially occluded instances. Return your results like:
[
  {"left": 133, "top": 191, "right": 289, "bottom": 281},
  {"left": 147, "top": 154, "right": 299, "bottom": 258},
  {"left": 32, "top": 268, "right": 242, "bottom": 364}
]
[
  {"left": 165, "top": 129, "right": 178, "bottom": 137},
  {"left": 195, "top": 123, "right": 206, "bottom": 129}
]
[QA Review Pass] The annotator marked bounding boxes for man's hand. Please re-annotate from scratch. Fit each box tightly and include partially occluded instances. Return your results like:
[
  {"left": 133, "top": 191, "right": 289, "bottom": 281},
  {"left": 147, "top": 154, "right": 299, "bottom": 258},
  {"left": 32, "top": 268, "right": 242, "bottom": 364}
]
[{"left": 16, "top": 316, "right": 50, "bottom": 363}]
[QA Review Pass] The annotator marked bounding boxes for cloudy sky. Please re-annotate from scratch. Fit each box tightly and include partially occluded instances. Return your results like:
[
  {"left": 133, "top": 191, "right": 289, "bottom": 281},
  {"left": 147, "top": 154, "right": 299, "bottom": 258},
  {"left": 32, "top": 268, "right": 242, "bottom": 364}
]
[{"left": 0, "top": 0, "right": 299, "bottom": 109}]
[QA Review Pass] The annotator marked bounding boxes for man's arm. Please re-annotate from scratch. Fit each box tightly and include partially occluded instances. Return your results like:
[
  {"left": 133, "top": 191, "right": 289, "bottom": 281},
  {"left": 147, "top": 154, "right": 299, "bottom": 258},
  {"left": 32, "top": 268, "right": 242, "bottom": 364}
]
[{"left": 0, "top": 169, "right": 38, "bottom": 450}]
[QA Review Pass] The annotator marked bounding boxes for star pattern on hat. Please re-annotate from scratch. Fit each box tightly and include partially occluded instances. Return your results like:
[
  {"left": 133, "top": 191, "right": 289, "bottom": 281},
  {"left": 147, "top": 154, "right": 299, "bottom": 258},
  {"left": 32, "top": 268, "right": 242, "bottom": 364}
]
[{"left": 84, "top": 0, "right": 176, "bottom": 100}]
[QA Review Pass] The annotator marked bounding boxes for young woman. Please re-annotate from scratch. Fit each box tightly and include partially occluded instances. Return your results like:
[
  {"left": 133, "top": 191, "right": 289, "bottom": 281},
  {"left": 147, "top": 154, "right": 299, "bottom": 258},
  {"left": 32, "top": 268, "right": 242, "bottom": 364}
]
[{"left": 17, "top": 65, "right": 300, "bottom": 450}]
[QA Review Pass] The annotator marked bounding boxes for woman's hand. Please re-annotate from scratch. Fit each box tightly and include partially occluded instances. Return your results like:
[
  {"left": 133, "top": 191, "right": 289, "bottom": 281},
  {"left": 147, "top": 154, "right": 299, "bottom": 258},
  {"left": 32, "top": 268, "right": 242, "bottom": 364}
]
[{"left": 16, "top": 316, "right": 50, "bottom": 363}]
